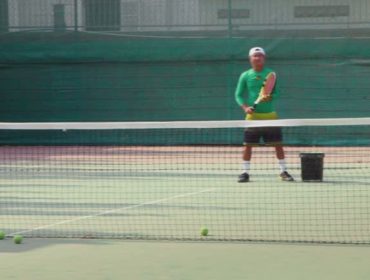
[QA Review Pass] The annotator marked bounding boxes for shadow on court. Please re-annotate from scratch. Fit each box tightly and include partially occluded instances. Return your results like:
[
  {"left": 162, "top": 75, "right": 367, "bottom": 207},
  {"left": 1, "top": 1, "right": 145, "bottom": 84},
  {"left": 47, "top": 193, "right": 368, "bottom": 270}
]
[
  {"left": 2, "top": 240, "right": 370, "bottom": 280},
  {"left": 0, "top": 237, "right": 109, "bottom": 253}
]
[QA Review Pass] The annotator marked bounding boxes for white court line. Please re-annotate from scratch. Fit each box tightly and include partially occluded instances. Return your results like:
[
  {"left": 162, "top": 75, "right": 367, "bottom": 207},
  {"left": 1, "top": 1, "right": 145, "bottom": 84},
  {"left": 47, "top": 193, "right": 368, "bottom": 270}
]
[{"left": 9, "top": 188, "right": 216, "bottom": 236}]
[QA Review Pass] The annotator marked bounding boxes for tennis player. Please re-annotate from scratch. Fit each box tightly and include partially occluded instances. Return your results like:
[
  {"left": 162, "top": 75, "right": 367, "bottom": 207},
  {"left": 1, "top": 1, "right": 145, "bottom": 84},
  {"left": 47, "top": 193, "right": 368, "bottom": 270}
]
[{"left": 235, "top": 47, "right": 294, "bottom": 183}]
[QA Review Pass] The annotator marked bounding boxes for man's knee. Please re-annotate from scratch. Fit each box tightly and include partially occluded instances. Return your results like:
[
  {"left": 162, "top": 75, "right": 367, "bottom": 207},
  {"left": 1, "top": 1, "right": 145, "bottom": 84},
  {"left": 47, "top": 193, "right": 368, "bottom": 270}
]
[{"left": 244, "top": 145, "right": 252, "bottom": 152}]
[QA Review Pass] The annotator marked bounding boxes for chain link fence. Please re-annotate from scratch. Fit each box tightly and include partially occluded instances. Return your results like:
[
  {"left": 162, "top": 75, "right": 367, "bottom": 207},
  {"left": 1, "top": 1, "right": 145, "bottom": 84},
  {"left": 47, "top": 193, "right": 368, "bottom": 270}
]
[{"left": 1, "top": 0, "right": 370, "bottom": 37}]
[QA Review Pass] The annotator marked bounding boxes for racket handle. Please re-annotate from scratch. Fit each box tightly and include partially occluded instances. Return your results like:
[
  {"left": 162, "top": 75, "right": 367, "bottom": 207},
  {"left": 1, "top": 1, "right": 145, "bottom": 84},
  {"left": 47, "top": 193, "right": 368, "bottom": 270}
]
[
  {"left": 253, "top": 96, "right": 263, "bottom": 110},
  {"left": 252, "top": 103, "right": 258, "bottom": 110}
]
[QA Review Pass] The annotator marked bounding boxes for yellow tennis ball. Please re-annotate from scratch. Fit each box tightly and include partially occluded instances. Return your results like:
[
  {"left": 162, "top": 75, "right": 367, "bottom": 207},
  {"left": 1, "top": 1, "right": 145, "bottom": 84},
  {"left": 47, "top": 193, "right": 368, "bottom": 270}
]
[
  {"left": 200, "top": 227, "right": 208, "bottom": 237},
  {"left": 13, "top": 235, "right": 23, "bottom": 244}
]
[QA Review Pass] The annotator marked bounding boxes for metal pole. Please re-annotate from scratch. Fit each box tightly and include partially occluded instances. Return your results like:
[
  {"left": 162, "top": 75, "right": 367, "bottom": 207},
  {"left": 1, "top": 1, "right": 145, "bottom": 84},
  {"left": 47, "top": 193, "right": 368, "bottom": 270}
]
[
  {"left": 74, "top": 0, "right": 78, "bottom": 31},
  {"left": 226, "top": 0, "right": 233, "bottom": 123},
  {"left": 227, "top": 0, "right": 232, "bottom": 38}
]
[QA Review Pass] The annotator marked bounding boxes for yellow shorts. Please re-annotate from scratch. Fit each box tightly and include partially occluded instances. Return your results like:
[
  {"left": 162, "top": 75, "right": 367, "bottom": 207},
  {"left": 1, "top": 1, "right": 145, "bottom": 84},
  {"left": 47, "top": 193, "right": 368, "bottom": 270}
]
[
  {"left": 246, "top": 112, "right": 278, "bottom": 121},
  {"left": 244, "top": 112, "right": 281, "bottom": 146}
]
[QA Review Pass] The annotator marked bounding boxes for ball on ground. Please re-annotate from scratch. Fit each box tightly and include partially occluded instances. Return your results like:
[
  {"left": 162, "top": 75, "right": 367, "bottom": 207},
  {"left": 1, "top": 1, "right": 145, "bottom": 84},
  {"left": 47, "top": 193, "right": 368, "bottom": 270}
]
[
  {"left": 13, "top": 235, "right": 23, "bottom": 244},
  {"left": 0, "top": 231, "right": 5, "bottom": 240},
  {"left": 200, "top": 227, "right": 208, "bottom": 237}
]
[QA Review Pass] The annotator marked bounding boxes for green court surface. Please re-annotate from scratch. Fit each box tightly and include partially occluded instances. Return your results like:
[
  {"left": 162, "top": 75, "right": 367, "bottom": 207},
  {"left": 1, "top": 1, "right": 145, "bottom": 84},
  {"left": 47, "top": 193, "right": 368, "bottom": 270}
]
[
  {"left": 1, "top": 144, "right": 370, "bottom": 280},
  {"left": 1, "top": 146, "right": 370, "bottom": 243},
  {"left": 1, "top": 239, "right": 370, "bottom": 280}
]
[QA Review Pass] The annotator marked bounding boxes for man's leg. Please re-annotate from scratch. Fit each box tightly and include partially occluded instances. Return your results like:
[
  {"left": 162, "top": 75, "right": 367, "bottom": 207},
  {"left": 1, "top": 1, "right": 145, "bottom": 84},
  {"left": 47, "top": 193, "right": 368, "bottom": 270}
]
[
  {"left": 239, "top": 127, "right": 260, "bottom": 183},
  {"left": 263, "top": 126, "right": 294, "bottom": 182},
  {"left": 274, "top": 145, "right": 294, "bottom": 181},
  {"left": 275, "top": 145, "right": 286, "bottom": 172},
  {"left": 239, "top": 145, "right": 252, "bottom": 183},
  {"left": 243, "top": 145, "right": 252, "bottom": 171}
]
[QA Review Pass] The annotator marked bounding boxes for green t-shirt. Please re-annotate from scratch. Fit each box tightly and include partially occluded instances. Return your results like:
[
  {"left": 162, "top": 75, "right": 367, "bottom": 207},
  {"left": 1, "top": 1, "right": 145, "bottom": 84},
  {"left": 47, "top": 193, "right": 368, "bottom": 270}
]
[{"left": 234, "top": 67, "right": 280, "bottom": 114}]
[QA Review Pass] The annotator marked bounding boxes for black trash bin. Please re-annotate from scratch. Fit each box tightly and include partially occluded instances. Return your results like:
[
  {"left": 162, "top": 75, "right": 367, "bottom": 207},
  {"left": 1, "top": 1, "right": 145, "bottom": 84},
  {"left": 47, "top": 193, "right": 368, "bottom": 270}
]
[{"left": 299, "top": 153, "right": 325, "bottom": 182}]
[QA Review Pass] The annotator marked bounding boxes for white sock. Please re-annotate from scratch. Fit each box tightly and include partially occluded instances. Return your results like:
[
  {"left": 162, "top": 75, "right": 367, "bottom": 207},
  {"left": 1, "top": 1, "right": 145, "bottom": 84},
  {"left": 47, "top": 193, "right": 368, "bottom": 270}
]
[
  {"left": 278, "top": 159, "right": 287, "bottom": 173},
  {"left": 243, "top": 161, "right": 250, "bottom": 173}
]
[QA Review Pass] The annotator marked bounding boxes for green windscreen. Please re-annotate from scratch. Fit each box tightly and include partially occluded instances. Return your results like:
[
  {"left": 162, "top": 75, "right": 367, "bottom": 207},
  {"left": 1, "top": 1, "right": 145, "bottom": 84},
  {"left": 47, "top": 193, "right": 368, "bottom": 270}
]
[{"left": 0, "top": 1, "right": 369, "bottom": 125}]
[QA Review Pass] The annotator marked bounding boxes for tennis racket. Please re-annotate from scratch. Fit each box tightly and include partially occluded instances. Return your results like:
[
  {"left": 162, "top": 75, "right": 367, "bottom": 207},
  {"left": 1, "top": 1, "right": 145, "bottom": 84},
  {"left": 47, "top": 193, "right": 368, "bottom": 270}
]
[{"left": 252, "top": 72, "right": 276, "bottom": 110}]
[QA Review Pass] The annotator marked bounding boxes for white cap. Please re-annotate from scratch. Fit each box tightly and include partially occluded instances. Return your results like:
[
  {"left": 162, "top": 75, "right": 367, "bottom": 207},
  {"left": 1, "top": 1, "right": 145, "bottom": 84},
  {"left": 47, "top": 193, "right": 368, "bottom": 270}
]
[{"left": 249, "top": 47, "right": 266, "bottom": 57}]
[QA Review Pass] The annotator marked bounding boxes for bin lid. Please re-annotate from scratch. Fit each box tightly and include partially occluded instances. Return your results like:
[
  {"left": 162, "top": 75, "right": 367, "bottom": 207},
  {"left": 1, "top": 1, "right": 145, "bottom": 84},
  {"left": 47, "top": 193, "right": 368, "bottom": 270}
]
[{"left": 299, "top": 153, "right": 325, "bottom": 158}]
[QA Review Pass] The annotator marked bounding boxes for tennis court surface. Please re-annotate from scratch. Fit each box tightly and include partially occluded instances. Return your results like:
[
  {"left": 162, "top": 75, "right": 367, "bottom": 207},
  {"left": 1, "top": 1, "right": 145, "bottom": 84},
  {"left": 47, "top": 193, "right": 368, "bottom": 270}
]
[
  {"left": 2, "top": 1, "right": 370, "bottom": 279},
  {"left": 1, "top": 118, "right": 369, "bottom": 244},
  {"left": 2, "top": 239, "right": 370, "bottom": 280}
]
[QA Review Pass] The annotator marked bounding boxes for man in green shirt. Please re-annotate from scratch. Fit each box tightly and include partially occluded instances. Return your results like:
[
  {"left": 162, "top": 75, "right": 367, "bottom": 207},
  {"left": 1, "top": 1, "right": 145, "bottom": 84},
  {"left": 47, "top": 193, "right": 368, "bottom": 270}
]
[{"left": 235, "top": 47, "right": 294, "bottom": 183}]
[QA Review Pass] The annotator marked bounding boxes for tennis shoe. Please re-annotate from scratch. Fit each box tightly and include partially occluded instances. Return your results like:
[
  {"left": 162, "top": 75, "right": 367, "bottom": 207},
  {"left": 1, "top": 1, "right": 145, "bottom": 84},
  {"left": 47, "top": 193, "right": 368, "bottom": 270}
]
[
  {"left": 280, "top": 171, "right": 294, "bottom": 182},
  {"left": 238, "top": 172, "right": 250, "bottom": 183}
]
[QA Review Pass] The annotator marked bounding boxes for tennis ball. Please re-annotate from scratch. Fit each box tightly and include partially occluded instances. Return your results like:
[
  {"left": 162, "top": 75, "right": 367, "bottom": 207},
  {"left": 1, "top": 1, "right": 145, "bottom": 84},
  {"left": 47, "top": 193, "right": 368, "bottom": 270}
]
[
  {"left": 13, "top": 235, "right": 23, "bottom": 244},
  {"left": 200, "top": 227, "right": 209, "bottom": 237},
  {"left": 0, "top": 231, "right": 5, "bottom": 240}
]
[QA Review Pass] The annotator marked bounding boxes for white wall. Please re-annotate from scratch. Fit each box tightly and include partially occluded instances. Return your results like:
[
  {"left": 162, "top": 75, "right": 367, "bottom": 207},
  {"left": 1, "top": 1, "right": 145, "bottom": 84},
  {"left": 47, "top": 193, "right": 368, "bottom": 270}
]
[
  {"left": 6, "top": 0, "right": 370, "bottom": 32},
  {"left": 8, "top": 0, "right": 78, "bottom": 31},
  {"left": 120, "top": 0, "right": 200, "bottom": 31},
  {"left": 199, "top": 0, "right": 370, "bottom": 30}
]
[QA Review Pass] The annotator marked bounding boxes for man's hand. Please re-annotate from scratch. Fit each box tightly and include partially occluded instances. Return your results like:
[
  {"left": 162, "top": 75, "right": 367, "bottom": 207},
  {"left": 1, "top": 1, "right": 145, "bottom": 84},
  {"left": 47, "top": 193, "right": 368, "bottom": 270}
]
[
  {"left": 259, "top": 94, "right": 272, "bottom": 103},
  {"left": 242, "top": 105, "right": 255, "bottom": 114}
]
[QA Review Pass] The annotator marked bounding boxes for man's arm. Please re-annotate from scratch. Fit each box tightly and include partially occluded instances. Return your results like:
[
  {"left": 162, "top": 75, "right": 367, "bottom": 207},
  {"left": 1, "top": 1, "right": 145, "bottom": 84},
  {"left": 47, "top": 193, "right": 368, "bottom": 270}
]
[
  {"left": 235, "top": 73, "right": 254, "bottom": 114},
  {"left": 271, "top": 77, "right": 280, "bottom": 100},
  {"left": 235, "top": 73, "right": 246, "bottom": 106}
]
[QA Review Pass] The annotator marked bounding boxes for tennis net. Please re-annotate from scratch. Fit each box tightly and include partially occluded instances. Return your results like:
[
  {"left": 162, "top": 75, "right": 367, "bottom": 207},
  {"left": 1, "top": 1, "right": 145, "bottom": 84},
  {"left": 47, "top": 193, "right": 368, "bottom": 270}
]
[{"left": 1, "top": 118, "right": 370, "bottom": 244}]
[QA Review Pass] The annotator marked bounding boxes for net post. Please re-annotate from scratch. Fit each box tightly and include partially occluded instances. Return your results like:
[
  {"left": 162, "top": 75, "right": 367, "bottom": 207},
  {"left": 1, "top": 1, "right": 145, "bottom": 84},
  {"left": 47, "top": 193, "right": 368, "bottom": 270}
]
[
  {"left": 227, "top": 0, "right": 233, "bottom": 38},
  {"left": 74, "top": 0, "right": 78, "bottom": 32}
]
